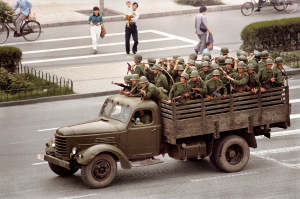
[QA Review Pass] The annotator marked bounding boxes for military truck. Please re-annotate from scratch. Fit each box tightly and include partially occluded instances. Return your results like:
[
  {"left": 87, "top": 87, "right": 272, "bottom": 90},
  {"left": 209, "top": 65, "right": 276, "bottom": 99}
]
[{"left": 36, "top": 86, "right": 291, "bottom": 188}]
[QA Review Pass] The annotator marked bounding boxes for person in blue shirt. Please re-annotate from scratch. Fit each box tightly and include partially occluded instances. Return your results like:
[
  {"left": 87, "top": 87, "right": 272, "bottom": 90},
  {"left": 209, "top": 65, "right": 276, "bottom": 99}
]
[
  {"left": 88, "top": 6, "right": 103, "bottom": 54},
  {"left": 8, "top": 0, "right": 32, "bottom": 37}
]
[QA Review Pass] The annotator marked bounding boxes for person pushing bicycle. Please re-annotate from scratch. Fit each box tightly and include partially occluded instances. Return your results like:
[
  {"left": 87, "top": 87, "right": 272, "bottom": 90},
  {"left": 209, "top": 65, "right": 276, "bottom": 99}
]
[{"left": 7, "top": 0, "right": 32, "bottom": 37}]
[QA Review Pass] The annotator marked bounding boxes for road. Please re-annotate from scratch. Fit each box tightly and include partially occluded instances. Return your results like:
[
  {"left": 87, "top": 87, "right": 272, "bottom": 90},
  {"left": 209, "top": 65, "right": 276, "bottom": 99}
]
[{"left": 1, "top": 74, "right": 300, "bottom": 199}]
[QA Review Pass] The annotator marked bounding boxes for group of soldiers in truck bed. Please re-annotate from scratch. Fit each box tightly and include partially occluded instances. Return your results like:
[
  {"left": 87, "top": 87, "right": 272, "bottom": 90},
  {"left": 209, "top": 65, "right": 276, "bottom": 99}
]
[{"left": 114, "top": 47, "right": 287, "bottom": 104}]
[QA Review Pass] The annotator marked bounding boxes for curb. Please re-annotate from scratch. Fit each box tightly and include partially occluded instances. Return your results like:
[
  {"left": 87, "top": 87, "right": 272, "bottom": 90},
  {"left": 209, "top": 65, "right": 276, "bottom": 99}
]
[
  {"left": 41, "top": 5, "right": 242, "bottom": 28},
  {"left": 286, "top": 69, "right": 300, "bottom": 76}
]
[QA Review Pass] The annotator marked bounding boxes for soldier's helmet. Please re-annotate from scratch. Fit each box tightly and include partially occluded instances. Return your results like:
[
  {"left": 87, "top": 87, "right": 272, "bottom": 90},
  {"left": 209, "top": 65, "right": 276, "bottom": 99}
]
[
  {"left": 212, "top": 70, "right": 220, "bottom": 76},
  {"left": 225, "top": 59, "right": 233, "bottom": 65},
  {"left": 237, "top": 61, "right": 246, "bottom": 69},
  {"left": 260, "top": 51, "right": 269, "bottom": 59},
  {"left": 202, "top": 61, "right": 210, "bottom": 67},
  {"left": 238, "top": 55, "right": 247, "bottom": 63},
  {"left": 147, "top": 57, "right": 156, "bottom": 64},
  {"left": 170, "top": 61, "right": 175, "bottom": 66},
  {"left": 275, "top": 57, "right": 284, "bottom": 65},
  {"left": 160, "top": 57, "right": 167, "bottom": 63},
  {"left": 189, "top": 53, "right": 198, "bottom": 61},
  {"left": 139, "top": 76, "right": 148, "bottom": 83},
  {"left": 266, "top": 58, "right": 274, "bottom": 65},
  {"left": 211, "top": 63, "right": 219, "bottom": 70},
  {"left": 254, "top": 52, "right": 261, "bottom": 60},
  {"left": 153, "top": 64, "right": 163, "bottom": 71},
  {"left": 203, "top": 52, "right": 212, "bottom": 59},
  {"left": 177, "top": 65, "right": 184, "bottom": 71},
  {"left": 247, "top": 64, "right": 255, "bottom": 70},
  {"left": 221, "top": 46, "right": 229, "bottom": 55},
  {"left": 124, "top": 75, "right": 132, "bottom": 82},
  {"left": 202, "top": 55, "right": 210, "bottom": 62},
  {"left": 173, "top": 54, "right": 180, "bottom": 60},
  {"left": 181, "top": 72, "right": 190, "bottom": 79},
  {"left": 188, "top": 60, "right": 195, "bottom": 66},
  {"left": 240, "top": 51, "right": 248, "bottom": 57},
  {"left": 217, "top": 56, "right": 225, "bottom": 65},
  {"left": 130, "top": 74, "right": 140, "bottom": 81},
  {"left": 191, "top": 66, "right": 198, "bottom": 71},
  {"left": 134, "top": 54, "right": 142, "bottom": 61},
  {"left": 190, "top": 70, "right": 199, "bottom": 78},
  {"left": 236, "top": 50, "right": 242, "bottom": 57},
  {"left": 177, "top": 57, "right": 185, "bottom": 64}
]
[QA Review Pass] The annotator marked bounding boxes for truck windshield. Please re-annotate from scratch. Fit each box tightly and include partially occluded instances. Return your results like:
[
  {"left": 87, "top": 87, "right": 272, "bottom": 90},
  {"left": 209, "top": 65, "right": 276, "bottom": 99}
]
[
  {"left": 101, "top": 102, "right": 113, "bottom": 116},
  {"left": 100, "top": 102, "right": 131, "bottom": 122}
]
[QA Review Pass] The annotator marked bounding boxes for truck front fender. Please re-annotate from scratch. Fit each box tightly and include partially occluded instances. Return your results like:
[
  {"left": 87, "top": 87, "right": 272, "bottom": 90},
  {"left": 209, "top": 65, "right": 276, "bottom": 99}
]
[{"left": 76, "top": 144, "right": 131, "bottom": 169}]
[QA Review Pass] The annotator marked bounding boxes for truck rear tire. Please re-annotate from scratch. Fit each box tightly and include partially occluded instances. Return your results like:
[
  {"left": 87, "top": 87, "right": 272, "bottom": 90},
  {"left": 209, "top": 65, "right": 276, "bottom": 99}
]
[
  {"left": 81, "top": 153, "right": 117, "bottom": 189},
  {"left": 49, "top": 162, "right": 78, "bottom": 176},
  {"left": 214, "top": 135, "right": 250, "bottom": 173}
]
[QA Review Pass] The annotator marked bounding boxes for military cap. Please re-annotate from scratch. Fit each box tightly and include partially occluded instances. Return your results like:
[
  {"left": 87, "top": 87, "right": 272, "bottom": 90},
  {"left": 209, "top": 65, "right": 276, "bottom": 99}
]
[
  {"left": 147, "top": 57, "right": 156, "bottom": 64},
  {"left": 211, "top": 63, "right": 219, "bottom": 70},
  {"left": 266, "top": 58, "right": 274, "bottom": 65},
  {"left": 160, "top": 57, "right": 167, "bottom": 62},
  {"left": 254, "top": 52, "right": 261, "bottom": 60},
  {"left": 237, "top": 61, "right": 246, "bottom": 69},
  {"left": 225, "top": 59, "right": 233, "bottom": 65},
  {"left": 189, "top": 53, "right": 198, "bottom": 61},
  {"left": 260, "top": 51, "right": 269, "bottom": 59},
  {"left": 134, "top": 54, "right": 142, "bottom": 61},
  {"left": 139, "top": 76, "right": 148, "bottom": 83},
  {"left": 153, "top": 64, "right": 163, "bottom": 71},
  {"left": 191, "top": 66, "right": 197, "bottom": 71},
  {"left": 202, "top": 56, "right": 210, "bottom": 62},
  {"left": 130, "top": 74, "right": 140, "bottom": 81},
  {"left": 177, "top": 57, "right": 185, "bottom": 64},
  {"left": 170, "top": 61, "right": 175, "bottom": 66},
  {"left": 247, "top": 64, "right": 255, "bottom": 70},
  {"left": 188, "top": 60, "right": 195, "bottom": 66},
  {"left": 202, "top": 61, "right": 210, "bottom": 67},
  {"left": 238, "top": 55, "right": 247, "bottom": 63},
  {"left": 173, "top": 54, "right": 180, "bottom": 60},
  {"left": 203, "top": 52, "right": 212, "bottom": 59},
  {"left": 221, "top": 46, "right": 229, "bottom": 55},
  {"left": 217, "top": 56, "right": 225, "bottom": 64},
  {"left": 212, "top": 70, "right": 220, "bottom": 76},
  {"left": 190, "top": 70, "right": 199, "bottom": 78},
  {"left": 275, "top": 57, "right": 284, "bottom": 65},
  {"left": 177, "top": 65, "right": 184, "bottom": 71},
  {"left": 181, "top": 72, "right": 189, "bottom": 79},
  {"left": 236, "top": 50, "right": 242, "bottom": 57},
  {"left": 124, "top": 75, "right": 132, "bottom": 82},
  {"left": 240, "top": 51, "right": 248, "bottom": 57}
]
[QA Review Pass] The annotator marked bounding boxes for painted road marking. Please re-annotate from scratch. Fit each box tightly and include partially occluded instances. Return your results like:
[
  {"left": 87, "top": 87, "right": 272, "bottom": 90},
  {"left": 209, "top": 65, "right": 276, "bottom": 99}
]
[
  {"left": 59, "top": 194, "right": 98, "bottom": 199},
  {"left": 282, "top": 158, "right": 300, "bottom": 163},
  {"left": 32, "top": 162, "right": 48, "bottom": 166},
  {"left": 291, "top": 114, "right": 300, "bottom": 119},
  {"left": 289, "top": 85, "right": 300, "bottom": 90},
  {"left": 256, "top": 129, "right": 300, "bottom": 140},
  {"left": 38, "top": 127, "right": 59, "bottom": 132},
  {"left": 191, "top": 172, "right": 259, "bottom": 182},
  {"left": 290, "top": 99, "right": 300, "bottom": 104}
]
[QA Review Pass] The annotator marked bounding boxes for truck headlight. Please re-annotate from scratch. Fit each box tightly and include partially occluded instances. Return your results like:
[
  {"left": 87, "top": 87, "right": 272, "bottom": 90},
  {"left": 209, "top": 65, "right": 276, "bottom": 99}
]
[{"left": 72, "top": 147, "right": 77, "bottom": 155}]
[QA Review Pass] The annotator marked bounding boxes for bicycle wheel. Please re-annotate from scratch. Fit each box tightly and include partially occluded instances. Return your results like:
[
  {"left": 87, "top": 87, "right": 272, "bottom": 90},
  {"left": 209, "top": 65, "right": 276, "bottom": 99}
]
[
  {"left": 272, "top": 0, "right": 287, "bottom": 11},
  {"left": 0, "top": 22, "right": 9, "bottom": 44},
  {"left": 284, "top": 0, "right": 300, "bottom": 13},
  {"left": 241, "top": 2, "right": 254, "bottom": 16},
  {"left": 21, "top": 21, "right": 41, "bottom": 42}
]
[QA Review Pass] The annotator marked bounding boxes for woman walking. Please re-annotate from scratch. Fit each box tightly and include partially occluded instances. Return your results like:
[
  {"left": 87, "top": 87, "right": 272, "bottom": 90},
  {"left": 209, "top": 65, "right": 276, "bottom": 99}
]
[{"left": 88, "top": 6, "right": 103, "bottom": 54}]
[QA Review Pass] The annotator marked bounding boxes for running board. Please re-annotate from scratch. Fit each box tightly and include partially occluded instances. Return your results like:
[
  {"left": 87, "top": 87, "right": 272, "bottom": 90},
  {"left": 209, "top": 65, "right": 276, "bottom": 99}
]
[{"left": 130, "top": 158, "right": 164, "bottom": 167}]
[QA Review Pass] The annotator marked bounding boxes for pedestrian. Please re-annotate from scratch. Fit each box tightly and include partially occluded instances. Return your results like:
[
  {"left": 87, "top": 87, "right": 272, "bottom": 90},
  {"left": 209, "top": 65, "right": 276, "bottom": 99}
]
[
  {"left": 194, "top": 6, "right": 211, "bottom": 55},
  {"left": 8, "top": 0, "right": 32, "bottom": 37},
  {"left": 202, "top": 42, "right": 213, "bottom": 57},
  {"left": 88, "top": 6, "right": 103, "bottom": 54},
  {"left": 124, "top": 2, "right": 140, "bottom": 54}
]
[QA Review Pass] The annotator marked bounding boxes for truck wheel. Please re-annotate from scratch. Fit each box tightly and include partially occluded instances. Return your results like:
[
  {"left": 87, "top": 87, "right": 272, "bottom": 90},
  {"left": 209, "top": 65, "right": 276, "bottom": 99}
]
[
  {"left": 81, "top": 153, "right": 117, "bottom": 189},
  {"left": 215, "top": 135, "right": 250, "bottom": 173},
  {"left": 48, "top": 163, "right": 78, "bottom": 176}
]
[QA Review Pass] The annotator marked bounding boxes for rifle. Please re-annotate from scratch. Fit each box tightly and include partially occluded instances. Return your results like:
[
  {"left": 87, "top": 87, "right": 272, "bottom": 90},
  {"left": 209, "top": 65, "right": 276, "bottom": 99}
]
[
  {"left": 209, "top": 81, "right": 229, "bottom": 97},
  {"left": 261, "top": 77, "right": 279, "bottom": 89},
  {"left": 127, "top": 62, "right": 136, "bottom": 74},
  {"left": 111, "top": 81, "right": 131, "bottom": 91}
]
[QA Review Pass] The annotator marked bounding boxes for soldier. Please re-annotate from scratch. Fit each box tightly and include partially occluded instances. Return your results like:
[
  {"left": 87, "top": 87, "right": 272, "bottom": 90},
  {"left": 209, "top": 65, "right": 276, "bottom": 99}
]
[
  {"left": 273, "top": 57, "right": 285, "bottom": 87},
  {"left": 167, "top": 60, "right": 176, "bottom": 77},
  {"left": 168, "top": 72, "right": 191, "bottom": 104},
  {"left": 225, "top": 61, "right": 249, "bottom": 93},
  {"left": 120, "top": 75, "right": 133, "bottom": 94},
  {"left": 176, "top": 57, "right": 185, "bottom": 66},
  {"left": 199, "top": 61, "right": 211, "bottom": 80},
  {"left": 205, "top": 63, "right": 227, "bottom": 84},
  {"left": 130, "top": 54, "right": 146, "bottom": 77},
  {"left": 248, "top": 52, "right": 260, "bottom": 73},
  {"left": 173, "top": 64, "right": 185, "bottom": 83},
  {"left": 215, "top": 55, "right": 226, "bottom": 69},
  {"left": 141, "top": 58, "right": 156, "bottom": 84},
  {"left": 135, "top": 110, "right": 151, "bottom": 125},
  {"left": 224, "top": 59, "right": 236, "bottom": 77},
  {"left": 152, "top": 64, "right": 170, "bottom": 92},
  {"left": 188, "top": 53, "right": 201, "bottom": 70},
  {"left": 160, "top": 57, "right": 168, "bottom": 69},
  {"left": 184, "top": 60, "right": 196, "bottom": 74},
  {"left": 206, "top": 70, "right": 227, "bottom": 100},
  {"left": 173, "top": 54, "right": 181, "bottom": 62},
  {"left": 220, "top": 46, "right": 233, "bottom": 62},
  {"left": 139, "top": 76, "right": 169, "bottom": 101},
  {"left": 188, "top": 71, "right": 207, "bottom": 99},
  {"left": 258, "top": 51, "right": 269, "bottom": 71},
  {"left": 256, "top": 58, "right": 276, "bottom": 92},
  {"left": 203, "top": 52, "right": 212, "bottom": 60},
  {"left": 128, "top": 74, "right": 142, "bottom": 97},
  {"left": 245, "top": 64, "right": 258, "bottom": 94}
]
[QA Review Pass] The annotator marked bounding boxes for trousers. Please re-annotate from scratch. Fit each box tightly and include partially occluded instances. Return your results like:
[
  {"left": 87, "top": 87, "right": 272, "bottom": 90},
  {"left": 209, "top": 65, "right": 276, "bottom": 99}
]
[
  {"left": 125, "top": 23, "right": 138, "bottom": 54},
  {"left": 13, "top": 13, "right": 27, "bottom": 34},
  {"left": 91, "top": 25, "right": 101, "bottom": 50},
  {"left": 195, "top": 33, "right": 207, "bottom": 54}
]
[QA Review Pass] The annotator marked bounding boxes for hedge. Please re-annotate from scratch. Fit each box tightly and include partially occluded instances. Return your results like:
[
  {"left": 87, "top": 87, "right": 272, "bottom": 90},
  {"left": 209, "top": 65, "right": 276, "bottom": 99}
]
[
  {"left": 0, "top": 46, "right": 22, "bottom": 72},
  {"left": 241, "top": 17, "right": 300, "bottom": 53},
  {"left": 0, "top": 0, "right": 14, "bottom": 23}
]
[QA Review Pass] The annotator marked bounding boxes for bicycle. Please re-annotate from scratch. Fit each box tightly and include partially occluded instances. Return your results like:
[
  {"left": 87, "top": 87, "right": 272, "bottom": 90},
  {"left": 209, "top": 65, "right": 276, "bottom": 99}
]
[
  {"left": 241, "top": 0, "right": 299, "bottom": 16},
  {"left": 0, "top": 11, "right": 42, "bottom": 44}
]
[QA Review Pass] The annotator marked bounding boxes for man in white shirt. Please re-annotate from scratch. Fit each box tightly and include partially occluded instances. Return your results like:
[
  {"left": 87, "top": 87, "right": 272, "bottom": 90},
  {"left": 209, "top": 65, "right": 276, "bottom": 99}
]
[{"left": 124, "top": 2, "right": 140, "bottom": 54}]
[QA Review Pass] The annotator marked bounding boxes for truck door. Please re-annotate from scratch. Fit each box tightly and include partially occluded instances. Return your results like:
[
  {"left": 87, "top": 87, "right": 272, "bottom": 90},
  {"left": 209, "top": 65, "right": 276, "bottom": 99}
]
[{"left": 127, "top": 109, "right": 157, "bottom": 159}]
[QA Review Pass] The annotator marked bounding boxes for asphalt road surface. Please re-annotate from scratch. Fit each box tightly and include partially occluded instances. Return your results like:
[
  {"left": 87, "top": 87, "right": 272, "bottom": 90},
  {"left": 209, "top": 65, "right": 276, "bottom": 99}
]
[
  {"left": 1, "top": 74, "right": 300, "bottom": 199},
  {"left": 2, "top": 9, "right": 300, "bottom": 70}
]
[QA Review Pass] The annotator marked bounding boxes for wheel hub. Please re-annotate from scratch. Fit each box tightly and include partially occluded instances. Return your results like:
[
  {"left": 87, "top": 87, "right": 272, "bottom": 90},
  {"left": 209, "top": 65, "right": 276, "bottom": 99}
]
[
  {"left": 93, "top": 160, "right": 111, "bottom": 179},
  {"left": 228, "top": 149, "right": 236, "bottom": 158}
]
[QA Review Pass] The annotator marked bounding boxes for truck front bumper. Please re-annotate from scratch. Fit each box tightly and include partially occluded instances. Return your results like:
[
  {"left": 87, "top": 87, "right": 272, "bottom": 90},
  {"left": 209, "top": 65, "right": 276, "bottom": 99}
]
[{"left": 36, "top": 152, "right": 70, "bottom": 170}]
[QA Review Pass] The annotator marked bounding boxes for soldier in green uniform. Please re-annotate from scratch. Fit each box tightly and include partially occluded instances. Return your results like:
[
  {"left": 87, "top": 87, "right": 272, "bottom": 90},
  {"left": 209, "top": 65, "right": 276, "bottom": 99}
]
[
  {"left": 151, "top": 64, "right": 170, "bottom": 92},
  {"left": 220, "top": 46, "right": 234, "bottom": 62},
  {"left": 138, "top": 76, "right": 169, "bottom": 101},
  {"left": 168, "top": 73, "right": 191, "bottom": 104},
  {"left": 188, "top": 53, "right": 201, "bottom": 70},
  {"left": 248, "top": 52, "right": 260, "bottom": 73},
  {"left": 273, "top": 57, "right": 285, "bottom": 87},
  {"left": 203, "top": 52, "right": 212, "bottom": 60},
  {"left": 184, "top": 60, "right": 196, "bottom": 74},
  {"left": 173, "top": 54, "right": 181, "bottom": 62},
  {"left": 176, "top": 57, "right": 185, "bottom": 66},
  {"left": 142, "top": 58, "right": 156, "bottom": 84},
  {"left": 120, "top": 75, "right": 133, "bottom": 94},
  {"left": 130, "top": 54, "right": 146, "bottom": 77},
  {"left": 225, "top": 61, "right": 249, "bottom": 93},
  {"left": 256, "top": 58, "right": 277, "bottom": 92},
  {"left": 135, "top": 110, "right": 151, "bottom": 125},
  {"left": 199, "top": 61, "right": 211, "bottom": 80},
  {"left": 188, "top": 71, "right": 207, "bottom": 99},
  {"left": 258, "top": 51, "right": 269, "bottom": 71},
  {"left": 245, "top": 64, "right": 258, "bottom": 94},
  {"left": 160, "top": 57, "right": 168, "bottom": 69},
  {"left": 127, "top": 74, "right": 142, "bottom": 97},
  {"left": 205, "top": 63, "right": 227, "bottom": 84},
  {"left": 173, "top": 64, "right": 185, "bottom": 83},
  {"left": 224, "top": 59, "right": 236, "bottom": 94},
  {"left": 215, "top": 55, "right": 226, "bottom": 69},
  {"left": 206, "top": 70, "right": 227, "bottom": 100}
]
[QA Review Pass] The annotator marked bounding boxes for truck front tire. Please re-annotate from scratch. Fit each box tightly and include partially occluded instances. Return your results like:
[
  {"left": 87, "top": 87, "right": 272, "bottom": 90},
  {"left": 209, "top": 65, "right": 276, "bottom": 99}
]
[
  {"left": 214, "top": 135, "right": 250, "bottom": 172},
  {"left": 81, "top": 153, "right": 117, "bottom": 189},
  {"left": 49, "top": 162, "right": 78, "bottom": 176}
]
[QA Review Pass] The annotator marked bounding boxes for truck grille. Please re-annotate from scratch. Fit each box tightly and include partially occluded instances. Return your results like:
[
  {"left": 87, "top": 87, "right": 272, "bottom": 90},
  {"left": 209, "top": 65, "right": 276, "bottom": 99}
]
[{"left": 55, "top": 136, "right": 68, "bottom": 159}]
